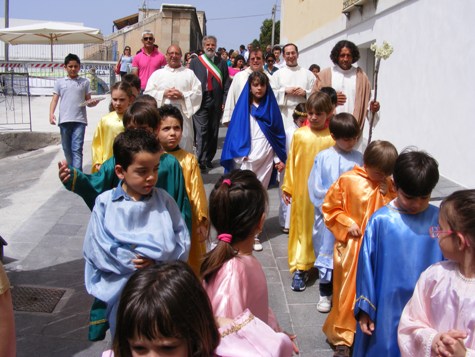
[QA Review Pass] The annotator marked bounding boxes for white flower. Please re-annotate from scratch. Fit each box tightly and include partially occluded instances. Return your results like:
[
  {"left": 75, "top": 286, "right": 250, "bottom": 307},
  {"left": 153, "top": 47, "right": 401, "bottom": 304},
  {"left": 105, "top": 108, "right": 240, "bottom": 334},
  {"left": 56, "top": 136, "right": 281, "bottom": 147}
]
[{"left": 371, "top": 41, "right": 394, "bottom": 60}]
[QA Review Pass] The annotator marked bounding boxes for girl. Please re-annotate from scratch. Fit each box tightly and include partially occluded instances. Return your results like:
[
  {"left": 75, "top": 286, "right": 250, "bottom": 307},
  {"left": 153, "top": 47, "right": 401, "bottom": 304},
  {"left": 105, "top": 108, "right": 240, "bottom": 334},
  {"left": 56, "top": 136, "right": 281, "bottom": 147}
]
[
  {"left": 106, "top": 261, "right": 293, "bottom": 357},
  {"left": 201, "top": 170, "right": 288, "bottom": 335},
  {"left": 117, "top": 46, "right": 133, "bottom": 78},
  {"left": 91, "top": 81, "right": 134, "bottom": 173},
  {"left": 398, "top": 189, "right": 475, "bottom": 357}
]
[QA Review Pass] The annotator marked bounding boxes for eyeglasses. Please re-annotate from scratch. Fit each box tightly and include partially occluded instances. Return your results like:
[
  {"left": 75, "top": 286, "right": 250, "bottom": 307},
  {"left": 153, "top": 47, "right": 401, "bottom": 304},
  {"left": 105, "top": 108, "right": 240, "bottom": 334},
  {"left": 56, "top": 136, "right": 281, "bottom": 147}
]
[
  {"left": 429, "top": 226, "right": 454, "bottom": 239},
  {"left": 143, "top": 37, "right": 154, "bottom": 41}
]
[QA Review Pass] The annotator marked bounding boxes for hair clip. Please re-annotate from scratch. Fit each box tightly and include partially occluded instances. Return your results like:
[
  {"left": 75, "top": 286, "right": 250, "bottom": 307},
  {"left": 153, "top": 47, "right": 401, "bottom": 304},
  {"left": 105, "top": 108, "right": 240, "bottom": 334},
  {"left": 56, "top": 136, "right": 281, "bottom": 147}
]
[
  {"left": 222, "top": 179, "right": 231, "bottom": 186},
  {"left": 217, "top": 233, "right": 232, "bottom": 243}
]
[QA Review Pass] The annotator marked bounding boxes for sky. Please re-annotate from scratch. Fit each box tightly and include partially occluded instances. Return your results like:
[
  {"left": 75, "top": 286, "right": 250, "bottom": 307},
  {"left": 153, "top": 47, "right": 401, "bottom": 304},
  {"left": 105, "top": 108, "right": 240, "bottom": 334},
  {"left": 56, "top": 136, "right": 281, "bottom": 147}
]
[{"left": 0, "top": 0, "right": 281, "bottom": 50}]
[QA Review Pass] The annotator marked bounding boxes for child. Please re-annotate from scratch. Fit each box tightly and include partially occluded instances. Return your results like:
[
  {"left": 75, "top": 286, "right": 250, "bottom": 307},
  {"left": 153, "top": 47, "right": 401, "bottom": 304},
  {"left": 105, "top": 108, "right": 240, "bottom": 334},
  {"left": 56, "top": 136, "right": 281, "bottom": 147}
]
[
  {"left": 49, "top": 53, "right": 99, "bottom": 170},
  {"left": 282, "top": 91, "right": 335, "bottom": 291},
  {"left": 201, "top": 170, "right": 284, "bottom": 333},
  {"left": 278, "top": 103, "right": 307, "bottom": 234},
  {"left": 91, "top": 82, "right": 135, "bottom": 173},
  {"left": 308, "top": 112, "right": 362, "bottom": 313},
  {"left": 353, "top": 150, "right": 444, "bottom": 356},
  {"left": 303, "top": 86, "right": 337, "bottom": 127},
  {"left": 398, "top": 189, "right": 475, "bottom": 357},
  {"left": 322, "top": 140, "right": 398, "bottom": 355},
  {"left": 156, "top": 104, "right": 208, "bottom": 275},
  {"left": 221, "top": 71, "right": 286, "bottom": 189},
  {"left": 107, "top": 261, "right": 294, "bottom": 357},
  {"left": 83, "top": 129, "right": 190, "bottom": 337}
]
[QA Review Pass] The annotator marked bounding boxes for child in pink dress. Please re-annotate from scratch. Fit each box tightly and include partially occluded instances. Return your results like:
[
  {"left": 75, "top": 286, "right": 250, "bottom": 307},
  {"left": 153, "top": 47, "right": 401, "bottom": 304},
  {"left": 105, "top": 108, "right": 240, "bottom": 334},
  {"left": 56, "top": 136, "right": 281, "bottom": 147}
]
[
  {"left": 201, "top": 170, "right": 296, "bottom": 353},
  {"left": 398, "top": 189, "right": 475, "bottom": 357}
]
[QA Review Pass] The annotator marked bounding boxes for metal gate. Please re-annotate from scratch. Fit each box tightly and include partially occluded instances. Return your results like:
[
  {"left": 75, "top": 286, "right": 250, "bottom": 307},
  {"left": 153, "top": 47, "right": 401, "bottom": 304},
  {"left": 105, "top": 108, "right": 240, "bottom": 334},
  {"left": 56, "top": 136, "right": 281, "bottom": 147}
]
[{"left": 0, "top": 72, "right": 32, "bottom": 131}]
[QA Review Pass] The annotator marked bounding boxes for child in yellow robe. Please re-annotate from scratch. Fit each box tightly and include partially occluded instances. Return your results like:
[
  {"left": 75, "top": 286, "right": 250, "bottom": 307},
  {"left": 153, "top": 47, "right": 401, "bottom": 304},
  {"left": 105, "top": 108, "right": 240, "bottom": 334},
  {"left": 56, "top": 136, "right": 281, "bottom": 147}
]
[
  {"left": 91, "top": 81, "right": 135, "bottom": 173},
  {"left": 282, "top": 91, "right": 335, "bottom": 291},
  {"left": 156, "top": 104, "right": 208, "bottom": 275},
  {"left": 321, "top": 140, "right": 398, "bottom": 356}
]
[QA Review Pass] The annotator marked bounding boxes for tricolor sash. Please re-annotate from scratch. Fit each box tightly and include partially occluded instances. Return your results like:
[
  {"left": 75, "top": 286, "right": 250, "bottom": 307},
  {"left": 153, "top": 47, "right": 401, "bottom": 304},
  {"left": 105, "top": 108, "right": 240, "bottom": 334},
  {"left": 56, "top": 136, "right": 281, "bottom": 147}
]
[{"left": 198, "top": 54, "right": 223, "bottom": 88}]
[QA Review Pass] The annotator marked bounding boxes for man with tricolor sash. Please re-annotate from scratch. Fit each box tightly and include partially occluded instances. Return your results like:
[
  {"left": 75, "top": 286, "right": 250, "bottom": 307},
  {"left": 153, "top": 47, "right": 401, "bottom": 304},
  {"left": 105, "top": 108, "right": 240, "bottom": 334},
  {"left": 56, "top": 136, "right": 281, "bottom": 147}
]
[{"left": 189, "top": 35, "right": 229, "bottom": 171}]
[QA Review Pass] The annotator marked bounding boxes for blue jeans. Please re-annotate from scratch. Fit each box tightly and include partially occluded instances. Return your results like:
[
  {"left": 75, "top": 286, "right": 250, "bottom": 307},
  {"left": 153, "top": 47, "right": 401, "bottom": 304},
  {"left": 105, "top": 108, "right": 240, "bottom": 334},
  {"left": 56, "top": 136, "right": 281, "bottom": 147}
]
[{"left": 59, "top": 122, "right": 86, "bottom": 171}]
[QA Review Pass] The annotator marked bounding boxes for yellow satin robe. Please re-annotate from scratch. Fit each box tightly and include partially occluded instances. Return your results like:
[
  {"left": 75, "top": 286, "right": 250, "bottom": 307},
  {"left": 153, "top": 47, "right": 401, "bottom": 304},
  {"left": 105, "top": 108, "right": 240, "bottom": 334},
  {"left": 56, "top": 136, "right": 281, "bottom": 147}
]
[
  {"left": 91, "top": 111, "right": 124, "bottom": 173},
  {"left": 321, "top": 166, "right": 396, "bottom": 346},
  {"left": 169, "top": 148, "right": 208, "bottom": 275},
  {"left": 282, "top": 126, "right": 334, "bottom": 273}
]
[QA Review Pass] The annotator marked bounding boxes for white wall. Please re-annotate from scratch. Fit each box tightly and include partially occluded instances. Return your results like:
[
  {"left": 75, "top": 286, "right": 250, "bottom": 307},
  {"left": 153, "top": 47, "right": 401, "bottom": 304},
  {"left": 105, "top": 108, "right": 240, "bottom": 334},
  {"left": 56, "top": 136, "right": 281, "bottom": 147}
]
[{"left": 297, "top": 0, "right": 475, "bottom": 188}]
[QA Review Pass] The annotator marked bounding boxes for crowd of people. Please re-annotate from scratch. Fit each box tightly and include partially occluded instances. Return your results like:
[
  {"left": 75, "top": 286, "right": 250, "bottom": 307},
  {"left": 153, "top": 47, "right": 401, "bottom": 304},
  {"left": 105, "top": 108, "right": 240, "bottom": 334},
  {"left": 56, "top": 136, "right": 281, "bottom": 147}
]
[{"left": 1, "top": 30, "right": 473, "bottom": 357}]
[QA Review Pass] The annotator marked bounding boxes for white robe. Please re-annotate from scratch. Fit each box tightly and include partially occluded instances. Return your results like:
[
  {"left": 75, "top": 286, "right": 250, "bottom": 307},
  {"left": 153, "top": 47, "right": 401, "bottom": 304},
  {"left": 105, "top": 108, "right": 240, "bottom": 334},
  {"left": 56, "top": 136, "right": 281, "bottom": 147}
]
[
  {"left": 272, "top": 65, "right": 315, "bottom": 130},
  {"left": 222, "top": 68, "right": 274, "bottom": 125},
  {"left": 144, "top": 65, "right": 202, "bottom": 153}
]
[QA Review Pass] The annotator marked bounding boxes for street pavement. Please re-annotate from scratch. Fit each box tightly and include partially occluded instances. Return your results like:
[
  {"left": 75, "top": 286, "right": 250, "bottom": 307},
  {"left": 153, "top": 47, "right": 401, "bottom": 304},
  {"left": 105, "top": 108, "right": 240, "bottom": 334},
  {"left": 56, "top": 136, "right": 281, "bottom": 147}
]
[{"left": 1, "top": 96, "right": 464, "bottom": 357}]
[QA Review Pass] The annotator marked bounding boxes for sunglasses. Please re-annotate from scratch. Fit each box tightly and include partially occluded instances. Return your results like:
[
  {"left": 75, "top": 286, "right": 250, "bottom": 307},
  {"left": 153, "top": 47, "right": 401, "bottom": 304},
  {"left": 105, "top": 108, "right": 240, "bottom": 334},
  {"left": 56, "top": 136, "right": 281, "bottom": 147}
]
[
  {"left": 143, "top": 37, "right": 154, "bottom": 41},
  {"left": 267, "top": 60, "right": 275, "bottom": 63}
]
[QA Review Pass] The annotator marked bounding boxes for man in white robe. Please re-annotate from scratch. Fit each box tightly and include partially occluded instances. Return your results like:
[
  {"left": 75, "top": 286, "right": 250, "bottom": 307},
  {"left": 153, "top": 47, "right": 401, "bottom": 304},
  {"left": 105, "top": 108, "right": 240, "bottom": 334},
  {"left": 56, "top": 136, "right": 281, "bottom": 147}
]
[
  {"left": 272, "top": 43, "right": 315, "bottom": 130},
  {"left": 144, "top": 45, "right": 202, "bottom": 153},
  {"left": 221, "top": 49, "right": 274, "bottom": 125}
]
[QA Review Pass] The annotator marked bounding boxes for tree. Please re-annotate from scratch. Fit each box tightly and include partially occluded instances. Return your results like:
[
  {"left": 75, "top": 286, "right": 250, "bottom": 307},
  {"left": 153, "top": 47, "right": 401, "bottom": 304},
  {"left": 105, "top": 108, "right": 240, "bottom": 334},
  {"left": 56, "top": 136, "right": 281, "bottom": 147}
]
[{"left": 253, "top": 18, "right": 280, "bottom": 50}]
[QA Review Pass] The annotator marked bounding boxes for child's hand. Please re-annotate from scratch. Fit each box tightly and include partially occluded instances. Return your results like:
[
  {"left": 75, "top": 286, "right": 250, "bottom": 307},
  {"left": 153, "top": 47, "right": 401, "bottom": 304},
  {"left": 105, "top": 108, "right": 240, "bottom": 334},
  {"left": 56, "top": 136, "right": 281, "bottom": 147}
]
[
  {"left": 197, "top": 221, "right": 209, "bottom": 242},
  {"left": 86, "top": 99, "right": 100, "bottom": 107},
  {"left": 132, "top": 255, "right": 154, "bottom": 269},
  {"left": 433, "top": 330, "right": 468, "bottom": 357},
  {"left": 282, "top": 192, "right": 291, "bottom": 205},
  {"left": 348, "top": 223, "right": 361, "bottom": 237},
  {"left": 58, "top": 161, "right": 71, "bottom": 183},
  {"left": 283, "top": 331, "right": 300, "bottom": 355},
  {"left": 275, "top": 162, "right": 285, "bottom": 172},
  {"left": 379, "top": 181, "right": 388, "bottom": 195},
  {"left": 49, "top": 114, "right": 56, "bottom": 125},
  {"left": 94, "top": 163, "right": 102, "bottom": 172},
  {"left": 357, "top": 312, "right": 375, "bottom": 336}
]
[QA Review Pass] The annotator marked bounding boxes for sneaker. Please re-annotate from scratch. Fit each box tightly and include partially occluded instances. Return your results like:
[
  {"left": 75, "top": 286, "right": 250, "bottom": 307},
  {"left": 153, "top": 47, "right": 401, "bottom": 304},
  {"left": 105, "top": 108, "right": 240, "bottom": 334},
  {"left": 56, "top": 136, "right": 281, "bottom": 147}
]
[
  {"left": 291, "top": 270, "right": 308, "bottom": 291},
  {"left": 333, "top": 345, "right": 351, "bottom": 357},
  {"left": 317, "top": 295, "right": 332, "bottom": 313},
  {"left": 281, "top": 227, "right": 289, "bottom": 234},
  {"left": 253, "top": 238, "right": 263, "bottom": 251}
]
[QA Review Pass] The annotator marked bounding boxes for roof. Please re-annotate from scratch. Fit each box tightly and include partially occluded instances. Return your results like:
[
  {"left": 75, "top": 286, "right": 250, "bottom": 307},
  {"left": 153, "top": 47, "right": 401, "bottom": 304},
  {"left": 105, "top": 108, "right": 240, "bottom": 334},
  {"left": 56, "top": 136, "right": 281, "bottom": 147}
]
[{"left": 113, "top": 13, "right": 139, "bottom": 30}]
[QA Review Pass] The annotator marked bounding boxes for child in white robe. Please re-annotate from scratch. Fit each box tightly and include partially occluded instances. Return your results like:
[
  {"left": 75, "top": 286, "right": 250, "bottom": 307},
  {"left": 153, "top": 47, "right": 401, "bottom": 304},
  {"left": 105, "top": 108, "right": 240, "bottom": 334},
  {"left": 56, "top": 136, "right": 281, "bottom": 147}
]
[{"left": 398, "top": 189, "right": 475, "bottom": 357}]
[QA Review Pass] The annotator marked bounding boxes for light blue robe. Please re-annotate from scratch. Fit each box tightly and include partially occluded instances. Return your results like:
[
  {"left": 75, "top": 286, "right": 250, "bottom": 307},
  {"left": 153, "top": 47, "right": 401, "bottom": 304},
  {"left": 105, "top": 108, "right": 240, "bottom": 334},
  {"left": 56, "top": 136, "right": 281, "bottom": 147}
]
[
  {"left": 83, "top": 183, "right": 190, "bottom": 335},
  {"left": 353, "top": 202, "right": 443, "bottom": 357},
  {"left": 307, "top": 146, "right": 362, "bottom": 282}
]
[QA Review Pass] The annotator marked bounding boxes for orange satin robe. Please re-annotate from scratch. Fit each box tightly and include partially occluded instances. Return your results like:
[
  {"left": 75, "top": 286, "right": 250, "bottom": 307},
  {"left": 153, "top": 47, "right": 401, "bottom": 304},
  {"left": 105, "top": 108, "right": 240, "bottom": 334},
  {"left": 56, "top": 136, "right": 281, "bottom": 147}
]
[
  {"left": 321, "top": 166, "right": 396, "bottom": 346},
  {"left": 282, "top": 126, "right": 334, "bottom": 273},
  {"left": 169, "top": 149, "right": 208, "bottom": 275}
]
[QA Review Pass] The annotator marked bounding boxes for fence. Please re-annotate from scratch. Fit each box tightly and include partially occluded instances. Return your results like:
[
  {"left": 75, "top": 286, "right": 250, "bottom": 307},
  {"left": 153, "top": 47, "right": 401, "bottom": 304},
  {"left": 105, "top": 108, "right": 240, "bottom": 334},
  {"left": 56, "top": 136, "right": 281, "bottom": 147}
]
[{"left": 0, "top": 60, "right": 117, "bottom": 131}]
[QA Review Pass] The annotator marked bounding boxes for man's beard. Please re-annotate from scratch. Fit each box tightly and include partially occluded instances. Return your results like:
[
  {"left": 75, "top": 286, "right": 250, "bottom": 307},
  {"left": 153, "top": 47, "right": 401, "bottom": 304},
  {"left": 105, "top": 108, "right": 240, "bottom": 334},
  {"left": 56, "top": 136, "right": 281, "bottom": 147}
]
[{"left": 204, "top": 49, "right": 215, "bottom": 58}]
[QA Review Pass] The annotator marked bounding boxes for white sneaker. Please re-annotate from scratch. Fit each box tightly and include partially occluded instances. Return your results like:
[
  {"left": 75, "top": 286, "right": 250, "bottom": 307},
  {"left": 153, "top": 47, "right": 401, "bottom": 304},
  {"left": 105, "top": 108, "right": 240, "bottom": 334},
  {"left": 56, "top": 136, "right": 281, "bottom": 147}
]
[
  {"left": 317, "top": 295, "right": 332, "bottom": 313},
  {"left": 253, "top": 238, "right": 263, "bottom": 251}
]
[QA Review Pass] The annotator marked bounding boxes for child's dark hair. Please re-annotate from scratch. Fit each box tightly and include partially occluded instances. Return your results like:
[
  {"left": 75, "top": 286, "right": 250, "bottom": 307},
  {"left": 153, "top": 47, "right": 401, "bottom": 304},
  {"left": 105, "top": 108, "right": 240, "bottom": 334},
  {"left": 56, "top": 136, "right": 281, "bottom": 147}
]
[
  {"left": 440, "top": 190, "right": 475, "bottom": 247},
  {"left": 64, "top": 53, "right": 80, "bottom": 65},
  {"left": 248, "top": 71, "right": 268, "bottom": 104},
  {"left": 329, "top": 113, "right": 360, "bottom": 139},
  {"left": 201, "top": 170, "right": 268, "bottom": 282},
  {"left": 393, "top": 149, "right": 439, "bottom": 197},
  {"left": 320, "top": 86, "right": 337, "bottom": 106},
  {"left": 111, "top": 81, "right": 135, "bottom": 99},
  {"left": 306, "top": 91, "right": 333, "bottom": 115},
  {"left": 113, "top": 128, "right": 161, "bottom": 170},
  {"left": 292, "top": 103, "right": 307, "bottom": 121},
  {"left": 122, "top": 101, "right": 160, "bottom": 130},
  {"left": 363, "top": 140, "right": 398, "bottom": 176},
  {"left": 113, "top": 261, "right": 220, "bottom": 357},
  {"left": 121, "top": 73, "right": 141, "bottom": 92},
  {"left": 309, "top": 64, "right": 320, "bottom": 72},
  {"left": 133, "top": 94, "right": 157, "bottom": 107},
  {"left": 157, "top": 104, "right": 184, "bottom": 129}
]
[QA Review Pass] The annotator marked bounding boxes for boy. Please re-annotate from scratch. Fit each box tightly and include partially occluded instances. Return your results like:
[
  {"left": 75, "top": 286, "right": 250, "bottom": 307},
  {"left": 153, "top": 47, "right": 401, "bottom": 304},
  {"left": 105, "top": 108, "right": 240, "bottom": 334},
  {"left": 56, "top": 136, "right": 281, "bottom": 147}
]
[
  {"left": 282, "top": 91, "right": 335, "bottom": 291},
  {"left": 50, "top": 53, "right": 99, "bottom": 170},
  {"left": 308, "top": 113, "right": 363, "bottom": 313},
  {"left": 83, "top": 129, "right": 190, "bottom": 337},
  {"left": 353, "top": 150, "right": 444, "bottom": 356},
  {"left": 58, "top": 101, "right": 192, "bottom": 231},
  {"left": 157, "top": 104, "right": 208, "bottom": 275},
  {"left": 322, "top": 140, "right": 398, "bottom": 356}
]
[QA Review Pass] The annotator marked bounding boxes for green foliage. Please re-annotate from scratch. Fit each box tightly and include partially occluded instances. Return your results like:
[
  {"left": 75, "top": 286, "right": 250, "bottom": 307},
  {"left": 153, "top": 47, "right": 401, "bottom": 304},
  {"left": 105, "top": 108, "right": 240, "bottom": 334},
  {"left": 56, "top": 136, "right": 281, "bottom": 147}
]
[{"left": 252, "top": 18, "right": 280, "bottom": 50}]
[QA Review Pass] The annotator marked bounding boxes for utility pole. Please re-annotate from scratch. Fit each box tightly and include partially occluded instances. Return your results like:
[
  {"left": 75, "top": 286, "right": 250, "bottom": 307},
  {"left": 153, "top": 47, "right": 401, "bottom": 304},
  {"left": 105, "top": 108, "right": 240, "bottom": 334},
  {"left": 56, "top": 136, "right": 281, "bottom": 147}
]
[
  {"left": 271, "top": 4, "right": 276, "bottom": 46},
  {"left": 4, "top": 0, "right": 9, "bottom": 61}
]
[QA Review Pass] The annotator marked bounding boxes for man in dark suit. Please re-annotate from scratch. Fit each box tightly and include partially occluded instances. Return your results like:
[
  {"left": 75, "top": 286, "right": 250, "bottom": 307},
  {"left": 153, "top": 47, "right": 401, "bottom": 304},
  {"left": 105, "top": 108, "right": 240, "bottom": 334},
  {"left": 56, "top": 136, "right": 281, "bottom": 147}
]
[{"left": 189, "top": 35, "right": 229, "bottom": 171}]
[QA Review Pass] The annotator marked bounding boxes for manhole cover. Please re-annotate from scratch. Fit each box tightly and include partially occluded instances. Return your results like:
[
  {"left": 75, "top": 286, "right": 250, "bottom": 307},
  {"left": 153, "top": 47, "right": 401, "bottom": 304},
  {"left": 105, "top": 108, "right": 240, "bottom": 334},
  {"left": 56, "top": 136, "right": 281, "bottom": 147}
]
[{"left": 11, "top": 285, "right": 67, "bottom": 313}]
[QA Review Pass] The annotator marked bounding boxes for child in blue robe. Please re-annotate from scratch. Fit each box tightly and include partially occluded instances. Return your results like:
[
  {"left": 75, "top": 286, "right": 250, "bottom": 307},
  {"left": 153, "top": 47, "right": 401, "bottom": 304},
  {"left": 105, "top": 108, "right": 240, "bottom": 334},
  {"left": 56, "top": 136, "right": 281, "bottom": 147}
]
[{"left": 353, "top": 150, "right": 444, "bottom": 356}]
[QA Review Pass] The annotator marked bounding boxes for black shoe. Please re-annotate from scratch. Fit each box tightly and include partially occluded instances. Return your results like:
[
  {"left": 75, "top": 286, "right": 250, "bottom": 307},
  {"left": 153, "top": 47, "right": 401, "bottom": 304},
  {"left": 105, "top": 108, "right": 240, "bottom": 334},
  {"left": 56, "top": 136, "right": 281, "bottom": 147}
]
[
  {"left": 206, "top": 161, "right": 214, "bottom": 169},
  {"left": 199, "top": 163, "right": 207, "bottom": 171}
]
